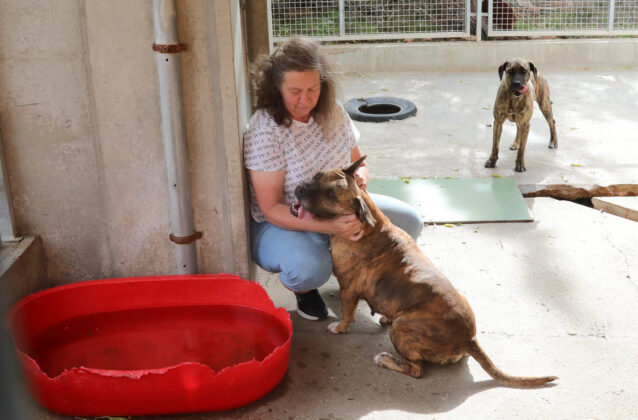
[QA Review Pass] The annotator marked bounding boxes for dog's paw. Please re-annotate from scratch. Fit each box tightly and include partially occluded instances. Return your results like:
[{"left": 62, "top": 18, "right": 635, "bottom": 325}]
[
  {"left": 379, "top": 316, "right": 392, "bottom": 327},
  {"left": 548, "top": 141, "right": 557, "bottom": 149},
  {"left": 484, "top": 159, "right": 497, "bottom": 168},
  {"left": 328, "top": 321, "right": 348, "bottom": 334},
  {"left": 374, "top": 352, "right": 392, "bottom": 366},
  {"left": 515, "top": 163, "right": 526, "bottom": 172},
  {"left": 509, "top": 144, "right": 519, "bottom": 150}
]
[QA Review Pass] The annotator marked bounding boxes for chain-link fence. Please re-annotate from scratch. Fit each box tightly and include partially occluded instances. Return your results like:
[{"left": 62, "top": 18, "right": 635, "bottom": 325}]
[
  {"left": 268, "top": 0, "right": 638, "bottom": 46},
  {"left": 488, "top": 0, "right": 638, "bottom": 36},
  {"left": 268, "top": 0, "right": 471, "bottom": 43}
]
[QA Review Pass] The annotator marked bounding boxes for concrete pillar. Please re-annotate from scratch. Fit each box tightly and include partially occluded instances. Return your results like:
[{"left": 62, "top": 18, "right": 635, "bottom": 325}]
[{"left": 244, "top": 0, "right": 270, "bottom": 112}]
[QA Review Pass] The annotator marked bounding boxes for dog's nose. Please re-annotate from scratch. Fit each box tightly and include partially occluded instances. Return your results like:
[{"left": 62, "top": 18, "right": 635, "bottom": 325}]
[{"left": 295, "top": 184, "right": 306, "bottom": 198}]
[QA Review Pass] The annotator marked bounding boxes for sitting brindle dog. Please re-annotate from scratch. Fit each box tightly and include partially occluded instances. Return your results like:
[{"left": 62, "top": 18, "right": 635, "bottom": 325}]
[{"left": 294, "top": 156, "right": 557, "bottom": 387}]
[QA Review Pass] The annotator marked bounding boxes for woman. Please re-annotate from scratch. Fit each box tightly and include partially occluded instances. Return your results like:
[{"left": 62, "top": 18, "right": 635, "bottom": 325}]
[{"left": 244, "top": 37, "right": 423, "bottom": 321}]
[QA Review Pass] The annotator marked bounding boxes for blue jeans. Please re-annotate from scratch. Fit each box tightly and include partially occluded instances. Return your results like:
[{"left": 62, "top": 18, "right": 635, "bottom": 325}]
[{"left": 250, "top": 193, "right": 423, "bottom": 293}]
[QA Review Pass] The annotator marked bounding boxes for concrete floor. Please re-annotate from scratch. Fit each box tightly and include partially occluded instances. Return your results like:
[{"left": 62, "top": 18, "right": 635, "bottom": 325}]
[
  {"left": 342, "top": 68, "right": 638, "bottom": 188},
  {"left": 20, "top": 69, "right": 638, "bottom": 419}
]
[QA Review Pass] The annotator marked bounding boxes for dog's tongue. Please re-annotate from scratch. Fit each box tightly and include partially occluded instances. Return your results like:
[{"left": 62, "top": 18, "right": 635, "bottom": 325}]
[
  {"left": 297, "top": 205, "right": 315, "bottom": 221},
  {"left": 517, "top": 85, "right": 529, "bottom": 94}
]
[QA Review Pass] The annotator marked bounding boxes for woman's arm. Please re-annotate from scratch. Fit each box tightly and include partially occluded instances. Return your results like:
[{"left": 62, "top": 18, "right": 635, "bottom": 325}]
[
  {"left": 350, "top": 145, "right": 369, "bottom": 190},
  {"left": 249, "top": 169, "right": 363, "bottom": 240}
]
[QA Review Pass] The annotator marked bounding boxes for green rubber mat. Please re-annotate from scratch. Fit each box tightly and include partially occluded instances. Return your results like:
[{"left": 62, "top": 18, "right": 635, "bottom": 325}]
[{"left": 367, "top": 178, "right": 532, "bottom": 224}]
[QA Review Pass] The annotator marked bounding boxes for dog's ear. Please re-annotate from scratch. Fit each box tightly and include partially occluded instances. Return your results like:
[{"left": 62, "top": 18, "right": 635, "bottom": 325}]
[
  {"left": 529, "top": 62, "right": 538, "bottom": 79},
  {"left": 353, "top": 196, "right": 376, "bottom": 227},
  {"left": 344, "top": 155, "right": 367, "bottom": 178},
  {"left": 498, "top": 62, "right": 508, "bottom": 80}
]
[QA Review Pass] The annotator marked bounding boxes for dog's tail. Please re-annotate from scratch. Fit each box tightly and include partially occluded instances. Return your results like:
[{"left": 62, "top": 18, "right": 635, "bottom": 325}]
[{"left": 466, "top": 337, "right": 558, "bottom": 387}]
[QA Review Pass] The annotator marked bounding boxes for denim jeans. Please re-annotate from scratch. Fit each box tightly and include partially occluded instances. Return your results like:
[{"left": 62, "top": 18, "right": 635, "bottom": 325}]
[{"left": 250, "top": 193, "right": 423, "bottom": 292}]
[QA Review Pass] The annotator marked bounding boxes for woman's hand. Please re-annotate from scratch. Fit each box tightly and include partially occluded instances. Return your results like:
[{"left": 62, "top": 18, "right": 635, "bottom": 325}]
[
  {"left": 328, "top": 214, "right": 363, "bottom": 241},
  {"left": 350, "top": 146, "right": 369, "bottom": 190},
  {"left": 354, "top": 167, "right": 369, "bottom": 190}
]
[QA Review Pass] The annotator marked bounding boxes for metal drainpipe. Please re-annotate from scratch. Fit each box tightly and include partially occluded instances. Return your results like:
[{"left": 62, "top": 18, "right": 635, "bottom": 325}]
[{"left": 152, "top": 0, "right": 201, "bottom": 274}]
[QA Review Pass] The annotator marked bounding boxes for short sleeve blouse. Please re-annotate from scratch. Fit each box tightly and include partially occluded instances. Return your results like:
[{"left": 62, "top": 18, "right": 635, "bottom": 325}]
[{"left": 243, "top": 105, "right": 359, "bottom": 222}]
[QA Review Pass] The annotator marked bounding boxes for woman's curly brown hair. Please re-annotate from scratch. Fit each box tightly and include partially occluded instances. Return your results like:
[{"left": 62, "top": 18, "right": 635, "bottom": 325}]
[{"left": 252, "top": 37, "right": 343, "bottom": 138}]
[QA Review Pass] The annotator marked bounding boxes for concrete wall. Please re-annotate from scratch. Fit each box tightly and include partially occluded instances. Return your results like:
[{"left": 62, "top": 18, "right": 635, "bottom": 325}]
[
  {"left": 0, "top": 236, "right": 47, "bottom": 303},
  {"left": 326, "top": 38, "right": 638, "bottom": 73},
  {"left": 0, "top": 0, "right": 251, "bottom": 285}
]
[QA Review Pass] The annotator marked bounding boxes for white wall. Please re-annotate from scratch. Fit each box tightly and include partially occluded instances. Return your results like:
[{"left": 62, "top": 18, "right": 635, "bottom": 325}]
[{"left": 326, "top": 39, "right": 638, "bottom": 73}]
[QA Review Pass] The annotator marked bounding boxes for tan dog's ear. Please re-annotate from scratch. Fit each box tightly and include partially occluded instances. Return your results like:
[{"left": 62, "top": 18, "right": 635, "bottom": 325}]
[
  {"left": 353, "top": 196, "right": 375, "bottom": 227},
  {"left": 498, "top": 62, "right": 508, "bottom": 80},
  {"left": 344, "top": 155, "right": 367, "bottom": 178},
  {"left": 529, "top": 62, "right": 538, "bottom": 79}
]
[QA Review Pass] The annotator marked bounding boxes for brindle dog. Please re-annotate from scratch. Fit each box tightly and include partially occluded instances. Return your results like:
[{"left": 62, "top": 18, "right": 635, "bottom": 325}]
[
  {"left": 294, "top": 156, "right": 558, "bottom": 387},
  {"left": 485, "top": 58, "right": 558, "bottom": 172}
]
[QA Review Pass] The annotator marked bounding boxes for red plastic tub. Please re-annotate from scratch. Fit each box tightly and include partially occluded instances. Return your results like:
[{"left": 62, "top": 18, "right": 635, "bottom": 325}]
[{"left": 6, "top": 274, "right": 292, "bottom": 416}]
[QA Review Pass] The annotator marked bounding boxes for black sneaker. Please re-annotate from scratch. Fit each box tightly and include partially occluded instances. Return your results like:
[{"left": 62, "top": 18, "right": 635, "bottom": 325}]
[{"left": 295, "top": 289, "right": 328, "bottom": 320}]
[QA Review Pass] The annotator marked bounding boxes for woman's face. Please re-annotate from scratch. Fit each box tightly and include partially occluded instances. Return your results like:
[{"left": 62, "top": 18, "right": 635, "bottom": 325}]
[{"left": 279, "top": 69, "right": 321, "bottom": 123}]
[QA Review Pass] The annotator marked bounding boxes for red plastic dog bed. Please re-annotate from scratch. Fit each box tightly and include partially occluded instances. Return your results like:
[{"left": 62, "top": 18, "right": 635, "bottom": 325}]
[{"left": 6, "top": 274, "right": 292, "bottom": 416}]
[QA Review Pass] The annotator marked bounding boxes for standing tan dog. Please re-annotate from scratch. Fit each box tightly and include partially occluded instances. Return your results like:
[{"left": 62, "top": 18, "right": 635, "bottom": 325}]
[
  {"left": 485, "top": 59, "right": 558, "bottom": 172},
  {"left": 294, "top": 156, "right": 557, "bottom": 387}
]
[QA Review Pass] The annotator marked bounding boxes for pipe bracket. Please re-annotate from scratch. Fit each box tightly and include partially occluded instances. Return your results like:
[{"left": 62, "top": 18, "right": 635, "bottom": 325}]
[
  {"left": 153, "top": 43, "right": 187, "bottom": 54},
  {"left": 169, "top": 231, "right": 202, "bottom": 245}
]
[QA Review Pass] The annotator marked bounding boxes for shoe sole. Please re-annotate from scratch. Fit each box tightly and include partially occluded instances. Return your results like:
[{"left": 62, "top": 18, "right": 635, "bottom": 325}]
[{"left": 297, "top": 308, "right": 325, "bottom": 321}]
